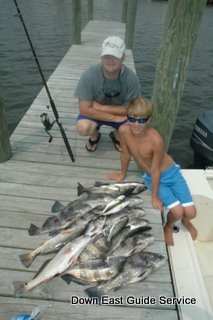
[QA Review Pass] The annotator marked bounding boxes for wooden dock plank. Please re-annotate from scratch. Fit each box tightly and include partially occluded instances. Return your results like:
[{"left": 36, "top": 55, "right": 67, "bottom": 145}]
[
  {"left": 0, "top": 20, "right": 178, "bottom": 319},
  {"left": 0, "top": 297, "right": 178, "bottom": 320}
]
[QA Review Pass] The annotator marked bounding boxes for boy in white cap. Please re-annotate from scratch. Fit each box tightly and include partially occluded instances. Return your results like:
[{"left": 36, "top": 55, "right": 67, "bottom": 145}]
[{"left": 74, "top": 36, "right": 141, "bottom": 152}]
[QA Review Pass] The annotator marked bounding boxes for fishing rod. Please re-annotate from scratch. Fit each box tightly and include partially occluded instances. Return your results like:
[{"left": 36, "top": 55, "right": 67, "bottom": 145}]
[{"left": 13, "top": 0, "right": 75, "bottom": 162}]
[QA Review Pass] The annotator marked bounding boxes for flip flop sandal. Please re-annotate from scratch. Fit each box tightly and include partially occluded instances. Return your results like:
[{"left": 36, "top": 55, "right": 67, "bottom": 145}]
[
  {"left": 109, "top": 131, "right": 121, "bottom": 152},
  {"left": 85, "top": 132, "right": 102, "bottom": 152}
]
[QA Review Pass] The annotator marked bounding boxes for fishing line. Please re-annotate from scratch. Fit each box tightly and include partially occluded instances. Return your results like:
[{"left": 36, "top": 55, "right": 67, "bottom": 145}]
[{"left": 13, "top": 0, "right": 75, "bottom": 162}]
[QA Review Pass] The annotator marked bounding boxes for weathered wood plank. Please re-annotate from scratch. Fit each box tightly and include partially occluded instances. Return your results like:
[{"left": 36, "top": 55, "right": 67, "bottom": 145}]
[
  {"left": 0, "top": 269, "right": 174, "bottom": 307},
  {"left": 8, "top": 152, "right": 138, "bottom": 171},
  {"left": 0, "top": 223, "right": 165, "bottom": 249},
  {"left": 0, "top": 159, "right": 140, "bottom": 181},
  {"left": 0, "top": 297, "right": 178, "bottom": 320},
  {"left": 0, "top": 244, "right": 168, "bottom": 272}
]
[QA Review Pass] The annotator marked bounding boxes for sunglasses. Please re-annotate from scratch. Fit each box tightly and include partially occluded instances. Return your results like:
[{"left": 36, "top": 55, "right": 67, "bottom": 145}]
[{"left": 127, "top": 116, "right": 149, "bottom": 124}]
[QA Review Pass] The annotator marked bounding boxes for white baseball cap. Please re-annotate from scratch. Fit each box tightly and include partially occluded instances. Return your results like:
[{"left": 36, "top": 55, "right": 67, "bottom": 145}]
[{"left": 101, "top": 36, "right": 125, "bottom": 59}]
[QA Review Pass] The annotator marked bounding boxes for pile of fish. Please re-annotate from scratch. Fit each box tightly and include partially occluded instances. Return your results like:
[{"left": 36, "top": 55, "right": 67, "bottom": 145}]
[{"left": 13, "top": 181, "right": 167, "bottom": 300}]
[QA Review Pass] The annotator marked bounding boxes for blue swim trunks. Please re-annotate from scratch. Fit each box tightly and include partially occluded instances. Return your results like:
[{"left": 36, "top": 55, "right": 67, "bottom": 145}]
[
  {"left": 76, "top": 114, "right": 128, "bottom": 130},
  {"left": 142, "top": 163, "right": 193, "bottom": 209}
]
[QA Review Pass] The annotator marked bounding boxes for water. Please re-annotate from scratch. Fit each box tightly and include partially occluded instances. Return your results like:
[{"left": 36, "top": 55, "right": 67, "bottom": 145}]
[{"left": 0, "top": 0, "right": 212, "bottom": 168}]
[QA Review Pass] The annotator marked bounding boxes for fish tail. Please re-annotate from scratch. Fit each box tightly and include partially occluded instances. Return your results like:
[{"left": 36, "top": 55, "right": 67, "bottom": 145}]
[
  {"left": 84, "top": 286, "right": 103, "bottom": 303},
  {"left": 77, "top": 182, "right": 87, "bottom": 196},
  {"left": 13, "top": 281, "right": 27, "bottom": 297},
  {"left": 28, "top": 223, "right": 41, "bottom": 236},
  {"left": 19, "top": 252, "right": 34, "bottom": 268}
]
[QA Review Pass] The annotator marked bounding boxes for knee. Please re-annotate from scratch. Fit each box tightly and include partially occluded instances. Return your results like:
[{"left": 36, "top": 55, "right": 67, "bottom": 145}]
[
  {"left": 76, "top": 120, "right": 95, "bottom": 136},
  {"left": 169, "top": 206, "right": 184, "bottom": 220},
  {"left": 184, "top": 206, "right": 197, "bottom": 220},
  {"left": 76, "top": 122, "right": 87, "bottom": 136}
]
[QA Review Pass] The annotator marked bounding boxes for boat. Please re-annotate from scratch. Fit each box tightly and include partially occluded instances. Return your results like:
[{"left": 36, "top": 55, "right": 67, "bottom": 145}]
[
  {"left": 164, "top": 110, "right": 213, "bottom": 319},
  {"left": 190, "top": 109, "right": 213, "bottom": 169},
  {"left": 165, "top": 168, "right": 213, "bottom": 320}
]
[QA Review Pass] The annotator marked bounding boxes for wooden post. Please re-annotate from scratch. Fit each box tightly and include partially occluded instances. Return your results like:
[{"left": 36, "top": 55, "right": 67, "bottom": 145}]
[
  {"left": 125, "top": 0, "right": 138, "bottom": 49},
  {"left": 88, "top": 0, "right": 93, "bottom": 20},
  {"left": 72, "top": 0, "right": 81, "bottom": 44},
  {"left": 151, "top": 0, "right": 206, "bottom": 151},
  {"left": 122, "top": 0, "right": 128, "bottom": 23},
  {"left": 0, "top": 84, "right": 12, "bottom": 162}
]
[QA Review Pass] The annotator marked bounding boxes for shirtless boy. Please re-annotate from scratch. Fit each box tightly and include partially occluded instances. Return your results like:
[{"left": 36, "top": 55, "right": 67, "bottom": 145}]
[{"left": 108, "top": 97, "right": 197, "bottom": 246}]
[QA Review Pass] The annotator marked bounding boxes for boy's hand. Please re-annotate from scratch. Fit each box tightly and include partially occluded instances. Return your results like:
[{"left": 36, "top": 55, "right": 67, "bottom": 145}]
[
  {"left": 152, "top": 196, "right": 163, "bottom": 211},
  {"left": 107, "top": 172, "right": 125, "bottom": 181}
]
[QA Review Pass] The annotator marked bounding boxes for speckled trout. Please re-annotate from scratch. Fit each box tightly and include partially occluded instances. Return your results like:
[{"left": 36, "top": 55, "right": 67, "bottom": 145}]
[{"left": 13, "top": 234, "right": 92, "bottom": 297}]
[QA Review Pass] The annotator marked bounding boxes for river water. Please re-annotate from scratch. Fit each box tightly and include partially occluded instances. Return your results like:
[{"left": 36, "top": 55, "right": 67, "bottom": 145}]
[{"left": 0, "top": 0, "right": 212, "bottom": 168}]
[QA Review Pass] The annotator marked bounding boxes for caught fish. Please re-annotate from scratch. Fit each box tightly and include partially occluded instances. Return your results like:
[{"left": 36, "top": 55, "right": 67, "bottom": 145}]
[
  {"left": 102, "top": 199, "right": 130, "bottom": 215},
  {"left": 28, "top": 193, "right": 118, "bottom": 236},
  {"left": 109, "top": 232, "right": 155, "bottom": 257},
  {"left": 104, "top": 207, "right": 146, "bottom": 228},
  {"left": 19, "top": 213, "right": 94, "bottom": 268},
  {"left": 103, "top": 207, "right": 149, "bottom": 250},
  {"left": 106, "top": 216, "right": 129, "bottom": 243},
  {"left": 79, "top": 233, "right": 109, "bottom": 263},
  {"left": 94, "top": 181, "right": 147, "bottom": 195},
  {"left": 127, "top": 196, "right": 144, "bottom": 208},
  {"left": 103, "top": 195, "right": 126, "bottom": 213},
  {"left": 61, "top": 256, "right": 126, "bottom": 285},
  {"left": 77, "top": 182, "right": 136, "bottom": 197},
  {"left": 81, "top": 216, "right": 129, "bottom": 260},
  {"left": 104, "top": 196, "right": 144, "bottom": 215},
  {"left": 126, "top": 218, "right": 150, "bottom": 236},
  {"left": 13, "top": 234, "right": 93, "bottom": 297},
  {"left": 85, "top": 251, "right": 167, "bottom": 299},
  {"left": 85, "top": 216, "right": 106, "bottom": 236}
]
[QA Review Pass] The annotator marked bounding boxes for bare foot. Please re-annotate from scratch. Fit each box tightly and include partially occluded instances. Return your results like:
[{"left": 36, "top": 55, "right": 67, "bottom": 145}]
[
  {"left": 164, "top": 225, "right": 174, "bottom": 246},
  {"left": 182, "top": 220, "right": 197, "bottom": 240}
]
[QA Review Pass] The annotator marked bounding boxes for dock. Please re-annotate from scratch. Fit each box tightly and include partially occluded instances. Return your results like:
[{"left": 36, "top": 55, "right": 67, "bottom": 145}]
[{"left": 0, "top": 20, "right": 178, "bottom": 319}]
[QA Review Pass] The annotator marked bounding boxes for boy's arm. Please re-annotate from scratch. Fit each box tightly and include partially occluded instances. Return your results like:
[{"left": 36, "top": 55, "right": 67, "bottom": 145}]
[
  {"left": 107, "top": 128, "right": 131, "bottom": 180},
  {"left": 150, "top": 135, "right": 164, "bottom": 210}
]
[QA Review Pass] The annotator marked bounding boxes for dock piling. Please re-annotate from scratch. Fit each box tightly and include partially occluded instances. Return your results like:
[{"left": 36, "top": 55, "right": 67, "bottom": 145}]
[
  {"left": 0, "top": 84, "right": 11, "bottom": 163},
  {"left": 88, "top": 0, "right": 93, "bottom": 20},
  {"left": 151, "top": 0, "right": 206, "bottom": 151},
  {"left": 72, "top": 0, "right": 81, "bottom": 44},
  {"left": 125, "top": 0, "right": 138, "bottom": 49},
  {"left": 122, "top": 0, "right": 128, "bottom": 23}
]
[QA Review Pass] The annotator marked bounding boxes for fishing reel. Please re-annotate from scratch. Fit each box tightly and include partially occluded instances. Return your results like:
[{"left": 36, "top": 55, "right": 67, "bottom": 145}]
[{"left": 40, "top": 113, "right": 56, "bottom": 143}]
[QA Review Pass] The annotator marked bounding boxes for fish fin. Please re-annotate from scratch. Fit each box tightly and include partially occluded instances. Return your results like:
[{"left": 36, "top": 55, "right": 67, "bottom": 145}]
[
  {"left": 137, "top": 270, "right": 149, "bottom": 282},
  {"left": 123, "top": 186, "right": 137, "bottom": 197},
  {"left": 60, "top": 274, "right": 73, "bottom": 285},
  {"left": 112, "top": 285, "right": 122, "bottom": 292},
  {"left": 72, "top": 278, "right": 92, "bottom": 286},
  {"left": 13, "top": 281, "right": 27, "bottom": 297},
  {"left": 77, "top": 182, "right": 88, "bottom": 196},
  {"left": 48, "top": 229, "right": 61, "bottom": 236},
  {"left": 51, "top": 200, "right": 64, "bottom": 213},
  {"left": 84, "top": 286, "right": 103, "bottom": 302},
  {"left": 19, "top": 252, "right": 34, "bottom": 268},
  {"left": 28, "top": 223, "right": 40, "bottom": 236},
  {"left": 140, "top": 226, "right": 152, "bottom": 232},
  {"left": 94, "top": 181, "right": 109, "bottom": 187},
  {"left": 61, "top": 274, "right": 90, "bottom": 286},
  {"left": 126, "top": 226, "right": 152, "bottom": 237}
]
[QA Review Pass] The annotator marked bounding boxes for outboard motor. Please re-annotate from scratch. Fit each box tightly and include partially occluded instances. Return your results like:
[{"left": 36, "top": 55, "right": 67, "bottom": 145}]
[{"left": 190, "top": 110, "right": 213, "bottom": 169}]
